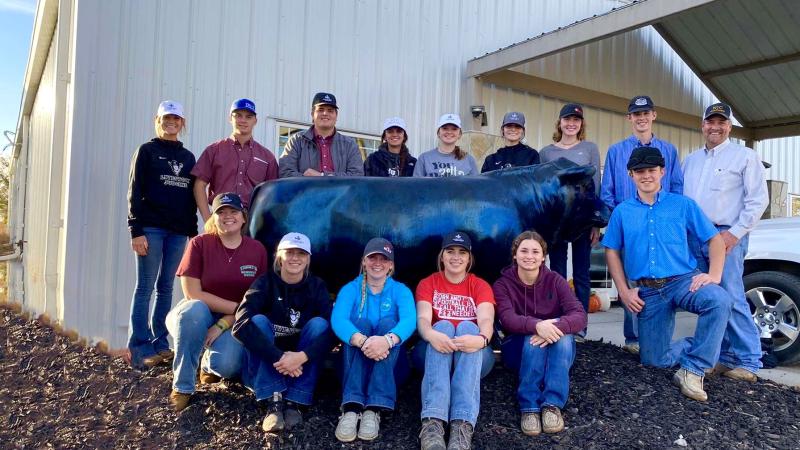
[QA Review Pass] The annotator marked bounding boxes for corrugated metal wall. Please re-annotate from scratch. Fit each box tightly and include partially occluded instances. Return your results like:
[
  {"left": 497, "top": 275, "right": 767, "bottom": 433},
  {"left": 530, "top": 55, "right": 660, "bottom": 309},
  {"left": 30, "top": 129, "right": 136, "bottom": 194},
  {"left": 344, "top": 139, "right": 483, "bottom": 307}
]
[{"left": 758, "top": 136, "right": 800, "bottom": 194}]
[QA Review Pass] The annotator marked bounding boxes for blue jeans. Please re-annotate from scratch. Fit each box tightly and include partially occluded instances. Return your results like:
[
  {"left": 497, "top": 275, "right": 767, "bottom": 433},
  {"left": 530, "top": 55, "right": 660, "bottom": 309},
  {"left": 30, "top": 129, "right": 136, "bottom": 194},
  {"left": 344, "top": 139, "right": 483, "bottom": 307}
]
[
  {"left": 420, "top": 321, "right": 489, "bottom": 426},
  {"left": 501, "top": 334, "right": 575, "bottom": 412},
  {"left": 411, "top": 333, "right": 495, "bottom": 379},
  {"left": 240, "top": 315, "right": 329, "bottom": 405},
  {"left": 550, "top": 231, "right": 591, "bottom": 319},
  {"left": 691, "top": 231, "right": 760, "bottom": 373},
  {"left": 166, "top": 300, "right": 243, "bottom": 394},
  {"left": 127, "top": 227, "right": 187, "bottom": 367},
  {"left": 340, "top": 317, "right": 402, "bottom": 410},
  {"left": 637, "top": 271, "right": 733, "bottom": 376}
]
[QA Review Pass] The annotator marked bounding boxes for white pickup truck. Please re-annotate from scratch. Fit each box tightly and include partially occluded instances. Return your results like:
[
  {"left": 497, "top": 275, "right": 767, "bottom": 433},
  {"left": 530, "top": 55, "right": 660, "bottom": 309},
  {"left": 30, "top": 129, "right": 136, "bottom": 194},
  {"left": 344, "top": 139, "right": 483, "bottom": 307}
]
[{"left": 744, "top": 217, "right": 800, "bottom": 365}]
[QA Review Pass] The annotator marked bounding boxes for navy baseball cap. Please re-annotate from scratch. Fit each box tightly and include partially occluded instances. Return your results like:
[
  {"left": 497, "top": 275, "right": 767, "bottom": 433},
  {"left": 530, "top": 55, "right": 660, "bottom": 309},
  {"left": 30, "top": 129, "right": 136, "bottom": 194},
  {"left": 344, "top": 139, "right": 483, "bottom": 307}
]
[
  {"left": 703, "top": 102, "right": 732, "bottom": 120},
  {"left": 628, "top": 95, "right": 655, "bottom": 113},
  {"left": 442, "top": 231, "right": 472, "bottom": 251},
  {"left": 501, "top": 111, "right": 525, "bottom": 128},
  {"left": 559, "top": 103, "right": 584, "bottom": 119},
  {"left": 211, "top": 192, "right": 244, "bottom": 213},
  {"left": 230, "top": 98, "right": 256, "bottom": 115},
  {"left": 312, "top": 92, "right": 338, "bottom": 109},
  {"left": 627, "top": 146, "right": 665, "bottom": 170},
  {"left": 363, "top": 237, "right": 395, "bottom": 262}
]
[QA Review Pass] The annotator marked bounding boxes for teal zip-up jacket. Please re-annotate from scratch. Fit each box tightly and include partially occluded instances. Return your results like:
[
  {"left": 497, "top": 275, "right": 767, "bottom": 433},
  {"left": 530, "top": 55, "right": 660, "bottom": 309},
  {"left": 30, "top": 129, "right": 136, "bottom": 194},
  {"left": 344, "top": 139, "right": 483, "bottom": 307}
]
[{"left": 331, "top": 275, "right": 416, "bottom": 344}]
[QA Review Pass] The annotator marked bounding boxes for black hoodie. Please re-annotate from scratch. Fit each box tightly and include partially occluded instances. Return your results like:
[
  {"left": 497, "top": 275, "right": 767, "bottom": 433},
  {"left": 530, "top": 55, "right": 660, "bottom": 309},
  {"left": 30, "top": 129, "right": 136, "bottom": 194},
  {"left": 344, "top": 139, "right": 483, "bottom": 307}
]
[
  {"left": 127, "top": 138, "right": 197, "bottom": 238},
  {"left": 232, "top": 271, "right": 333, "bottom": 364},
  {"left": 364, "top": 143, "right": 417, "bottom": 177},
  {"left": 480, "top": 143, "right": 540, "bottom": 173}
]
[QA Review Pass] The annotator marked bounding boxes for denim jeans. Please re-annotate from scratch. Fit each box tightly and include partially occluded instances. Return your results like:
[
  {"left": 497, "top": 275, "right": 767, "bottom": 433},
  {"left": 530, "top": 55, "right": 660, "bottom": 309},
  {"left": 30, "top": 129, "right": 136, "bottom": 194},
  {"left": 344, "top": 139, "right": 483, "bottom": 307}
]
[
  {"left": 550, "top": 231, "right": 591, "bottom": 318},
  {"left": 340, "top": 317, "right": 402, "bottom": 410},
  {"left": 501, "top": 334, "right": 575, "bottom": 412},
  {"left": 240, "top": 315, "right": 329, "bottom": 405},
  {"left": 637, "top": 271, "right": 733, "bottom": 376},
  {"left": 691, "top": 231, "right": 761, "bottom": 373},
  {"left": 420, "top": 321, "right": 489, "bottom": 426},
  {"left": 166, "top": 300, "right": 243, "bottom": 394},
  {"left": 411, "top": 332, "right": 494, "bottom": 379},
  {"left": 127, "top": 227, "right": 187, "bottom": 367}
]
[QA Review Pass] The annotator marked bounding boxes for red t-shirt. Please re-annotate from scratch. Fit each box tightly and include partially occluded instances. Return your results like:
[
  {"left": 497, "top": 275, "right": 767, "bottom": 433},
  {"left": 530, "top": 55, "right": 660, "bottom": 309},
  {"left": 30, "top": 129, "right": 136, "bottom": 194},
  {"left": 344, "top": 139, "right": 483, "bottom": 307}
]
[
  {"left": 415, "top": 272, "right": 495, "bottom": 326},
  {"left": 176, "top": 234, "right": 268, "bottom": 303}
]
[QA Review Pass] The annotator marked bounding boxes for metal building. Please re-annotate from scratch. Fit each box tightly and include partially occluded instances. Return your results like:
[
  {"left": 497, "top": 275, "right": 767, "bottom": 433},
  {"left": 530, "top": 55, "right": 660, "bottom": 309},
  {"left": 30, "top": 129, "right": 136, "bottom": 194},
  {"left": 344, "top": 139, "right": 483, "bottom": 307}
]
[{"left": 9, "top": 0, "right": 800, "bottom": 348}]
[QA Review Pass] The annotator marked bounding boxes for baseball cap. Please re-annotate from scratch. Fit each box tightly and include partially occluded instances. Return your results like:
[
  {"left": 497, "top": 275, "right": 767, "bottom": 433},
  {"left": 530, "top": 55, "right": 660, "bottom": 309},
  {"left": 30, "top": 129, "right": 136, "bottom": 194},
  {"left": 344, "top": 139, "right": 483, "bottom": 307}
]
[
  {"left": 230, "top": 98, "right": 256, "bottom": 115},
  {"left": 559, "top": 103, "right": 584, "bottom": 119},
  {"left": 441, "top": 231, "right": 472, "bottom": 251},
  {"left": 703, "top": 102, "right": 732, "bottom": 120},
  {"left": 501, "top": 111, "right": 525, "bottom": 128},
  {"left": 277, "top": 232, "right": 312, "bottom": 255},
  {"left": 437, "top": 113, "right": 462, "bottom": 129},
  {"left": 362, "top": 237, "right": 395, "bottom": 262},
  {"left": 312, "top": 92, "right": 338, "bottom": 109},
  {"left": 627, "top": 146, "right": 665, "bottom": 170},
  {"left": 211, "top": 192, "right": 244, "bottom": 213},
  {"left": 157, "top": 100, "right": 184, "bottom": 118},
  {"left": 628, "top": 95, "right": 655, "bottom": 114},
  {"left": 382, "top": 117, "right": 407, "bottom": 133}
]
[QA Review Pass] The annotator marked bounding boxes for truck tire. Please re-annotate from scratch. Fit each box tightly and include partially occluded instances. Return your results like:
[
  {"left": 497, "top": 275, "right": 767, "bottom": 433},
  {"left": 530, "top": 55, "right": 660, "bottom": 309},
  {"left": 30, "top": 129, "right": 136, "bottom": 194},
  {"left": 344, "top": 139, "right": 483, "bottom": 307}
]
[{"left": 744, "top": 271, "right": 800, "bottom": 365}]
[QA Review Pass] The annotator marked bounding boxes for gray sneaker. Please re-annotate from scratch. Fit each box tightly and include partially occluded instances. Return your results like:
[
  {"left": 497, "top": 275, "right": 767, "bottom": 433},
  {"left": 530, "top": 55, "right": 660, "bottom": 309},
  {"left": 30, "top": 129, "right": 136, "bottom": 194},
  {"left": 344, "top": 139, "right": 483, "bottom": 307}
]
[
  {"left": 335, "top": 411, "right": 360, "bottom": 443},
  {"left": 520, "top": 412, "right": 541, "bottom": 436},
  {"left": 541, "top": 406, "right": 564, "bottom": 434},
  {"left": 622, "top": 342, "right": 640, "bottom": 355},
  {"left": 357, "top": 410, "right": 380, "bottom": 441},
  {"left": 420, "top": 418, "right": 447, "bottom": 450},
  {"left": 672, "top": 368, "right": 708, "bottom": 402},
  {"left": 447, "top": 420, "right": 474, "bottom": 450}
]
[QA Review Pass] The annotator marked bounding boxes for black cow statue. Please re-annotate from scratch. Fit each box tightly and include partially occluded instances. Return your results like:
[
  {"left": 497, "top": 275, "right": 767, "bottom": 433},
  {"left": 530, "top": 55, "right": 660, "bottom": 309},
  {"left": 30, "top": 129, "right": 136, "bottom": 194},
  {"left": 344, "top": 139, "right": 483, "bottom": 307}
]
[{"left": 249, "top": 159, "right": 608, "bottom": 291}]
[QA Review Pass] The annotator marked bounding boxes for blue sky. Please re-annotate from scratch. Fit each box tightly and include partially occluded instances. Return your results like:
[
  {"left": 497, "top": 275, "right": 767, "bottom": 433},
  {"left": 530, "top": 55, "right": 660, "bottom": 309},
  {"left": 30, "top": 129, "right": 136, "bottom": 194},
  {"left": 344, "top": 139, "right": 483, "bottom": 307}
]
[{"left": 0, "top": 0, "right": 35, "bottom": 149}]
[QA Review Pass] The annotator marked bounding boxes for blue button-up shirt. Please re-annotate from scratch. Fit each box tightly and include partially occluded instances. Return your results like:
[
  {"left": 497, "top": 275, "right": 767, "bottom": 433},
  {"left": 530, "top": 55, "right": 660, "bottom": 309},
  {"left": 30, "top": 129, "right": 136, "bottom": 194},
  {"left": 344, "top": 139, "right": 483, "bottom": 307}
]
[
  {"left": 600, "top": 134, "right": 684, "bottom": 210},
  {"left": 601, "top": 191, "right": 718, "bottom": 281}
]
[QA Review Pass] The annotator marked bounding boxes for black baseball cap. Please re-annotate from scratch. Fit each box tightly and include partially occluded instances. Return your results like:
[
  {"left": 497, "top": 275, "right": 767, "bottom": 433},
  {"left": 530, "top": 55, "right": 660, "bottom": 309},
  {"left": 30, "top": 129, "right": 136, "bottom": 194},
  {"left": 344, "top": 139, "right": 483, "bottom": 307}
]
[
  {"left": 312, "top": 92, "right": 338, "bottom": 109},
  {"left": 211, "top": 192, "right": 244, "bottom": 213},
  {"left": 628, "top": 95, "right": 655, "bottom": 113},
  {"left": 627, "top": 146, "right": 665, "bottom": 170},
  {"left": 559, "top": 103, "right": 584, "bottom": 119},
  {"left": 442, "top": 231, "right": 472, "bottom": 251},
  {"left": 703, "top": 102, "right": 732, "bottom": 120},
  {"left": 363, "top": 237, "right": 395, "bottom": 262}
]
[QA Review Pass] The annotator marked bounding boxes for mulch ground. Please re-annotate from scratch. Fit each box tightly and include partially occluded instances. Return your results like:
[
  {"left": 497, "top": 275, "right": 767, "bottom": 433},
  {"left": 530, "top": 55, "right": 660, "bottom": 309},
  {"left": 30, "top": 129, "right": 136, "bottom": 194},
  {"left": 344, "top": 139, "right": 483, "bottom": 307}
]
[{"left": 2, "top": 305, "right": 800, "bottom": 449}]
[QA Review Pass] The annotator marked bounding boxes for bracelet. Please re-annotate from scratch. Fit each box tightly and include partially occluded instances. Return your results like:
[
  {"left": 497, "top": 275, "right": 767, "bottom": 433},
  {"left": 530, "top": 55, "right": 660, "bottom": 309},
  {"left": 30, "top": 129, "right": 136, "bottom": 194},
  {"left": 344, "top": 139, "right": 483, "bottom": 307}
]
[
  {"left": 384, "top": 334, "right": 394, "bottom": 349},
  {"left": 359, "top": 336, "right": 368, "bottom": 349},
  {"left": 215, "top": 318, "right": 230, "bottom": 332},
  {"left": 478, "top": 333, "right": 489, "bottom": 349},
  {"left": 214, "top": 322, "right": 226, "bottom": 332}
]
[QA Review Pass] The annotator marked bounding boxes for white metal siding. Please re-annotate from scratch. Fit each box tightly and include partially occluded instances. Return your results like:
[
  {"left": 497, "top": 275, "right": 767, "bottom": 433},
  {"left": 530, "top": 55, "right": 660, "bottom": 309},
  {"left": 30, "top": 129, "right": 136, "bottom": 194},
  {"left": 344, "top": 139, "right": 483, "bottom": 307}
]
[{"left": 758, "top": 137, "right": 800, "bottom": 195}]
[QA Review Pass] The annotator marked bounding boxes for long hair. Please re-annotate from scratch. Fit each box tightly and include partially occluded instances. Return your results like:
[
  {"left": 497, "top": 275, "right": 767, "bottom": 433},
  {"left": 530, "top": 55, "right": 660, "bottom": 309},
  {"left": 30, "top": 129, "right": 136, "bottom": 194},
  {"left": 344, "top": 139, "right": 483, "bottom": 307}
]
[
  {"left": 273, "top": 248, "right": 311, "bottom": 277},
  {"left": 154, "top": 115, "right": 186, "bottom": 138},
  {"left": 437, "top": 127, "right": 466, "bottom": 160},
  {"left": 381, "top": 129, "right": 411, "bottom": 172},
  {"left": 510, "top": 230, "right": 548, "bottom": 262},
  {"left": 551, "top": 117, "right": 587, "bottom": 142},
  {"left": 203, "top": 209, "right": 248, "bottom": 235},
  {"left": 357, "top": 257, "right": 394, "bottom": 318}
]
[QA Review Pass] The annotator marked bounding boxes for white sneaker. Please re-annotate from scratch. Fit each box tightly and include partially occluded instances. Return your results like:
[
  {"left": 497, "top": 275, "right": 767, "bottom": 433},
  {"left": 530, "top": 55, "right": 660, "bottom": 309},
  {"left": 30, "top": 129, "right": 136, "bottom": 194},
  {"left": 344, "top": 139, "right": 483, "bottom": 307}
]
[
  {"left": 335, "top": 411, "right": 360, "bottom": 442},
  {"left": 357, "top": 410, "right": 380, "bottom": 440}
]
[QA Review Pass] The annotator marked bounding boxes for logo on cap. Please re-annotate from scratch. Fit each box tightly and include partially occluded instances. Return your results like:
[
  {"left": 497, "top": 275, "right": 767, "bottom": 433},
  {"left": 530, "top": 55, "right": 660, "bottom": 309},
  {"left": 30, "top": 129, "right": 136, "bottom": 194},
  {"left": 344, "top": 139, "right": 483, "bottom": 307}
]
[
  {"left": 221, "top": 195, "right": 232, "bottom": 203},
  {"left": 293, "top": 235, "right": 302, "bottom": 242},
  {"left": 453, "top": 234, "right": 464, "bottom": 242},
  {"left": 634, "top": 97, "right": 648, "bottom": 106},
  {"left": 510, "top": 113, "right": 518, "bottom": 119},
  {"left": 384, "top": 245, "right": 393, "bottom": 254},
  {"left": 323, "top": 95, "right": 332, "bottom": 102},
  {"left": 711, "top": 105, "right": 725, "bottom": 113}
]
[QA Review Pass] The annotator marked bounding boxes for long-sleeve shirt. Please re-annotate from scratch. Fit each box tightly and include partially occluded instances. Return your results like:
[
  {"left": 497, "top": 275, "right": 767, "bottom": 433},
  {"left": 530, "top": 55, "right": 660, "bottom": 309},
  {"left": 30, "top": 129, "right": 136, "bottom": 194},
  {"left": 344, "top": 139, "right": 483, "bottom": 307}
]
[
  {"left": 681, "top": 139, "right": 768, "bottom": 239},
  {"left": 540, "top": 141, "right": 601, "bottom": 195},
  {"left": 331, "top": 275, "right": 416, "bottom": 344},
  {"left": 600, "top": 134, "right": 683, "bottom": 209}
]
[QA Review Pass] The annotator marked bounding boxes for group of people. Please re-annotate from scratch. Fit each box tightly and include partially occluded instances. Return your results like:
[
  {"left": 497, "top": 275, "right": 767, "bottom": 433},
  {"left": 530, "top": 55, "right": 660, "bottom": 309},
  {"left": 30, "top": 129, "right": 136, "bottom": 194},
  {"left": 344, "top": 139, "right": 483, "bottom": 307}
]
[{"left": 125, "top": 89, "right": 768, "bottom": 449}]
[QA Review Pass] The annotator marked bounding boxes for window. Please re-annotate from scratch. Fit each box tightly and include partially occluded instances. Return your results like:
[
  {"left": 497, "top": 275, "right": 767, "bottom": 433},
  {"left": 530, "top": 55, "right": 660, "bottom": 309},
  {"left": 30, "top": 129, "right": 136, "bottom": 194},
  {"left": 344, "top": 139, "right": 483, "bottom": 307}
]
[{"left": 276, "top": 122, "right": 381, "bottom": 161}]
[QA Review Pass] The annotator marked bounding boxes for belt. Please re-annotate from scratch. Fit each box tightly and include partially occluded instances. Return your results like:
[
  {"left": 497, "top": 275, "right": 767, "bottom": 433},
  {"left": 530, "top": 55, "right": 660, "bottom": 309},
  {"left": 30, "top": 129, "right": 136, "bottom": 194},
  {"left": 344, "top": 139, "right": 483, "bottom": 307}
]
[{"left": 636, "top": 276, "right": 679, "bottom": 289}]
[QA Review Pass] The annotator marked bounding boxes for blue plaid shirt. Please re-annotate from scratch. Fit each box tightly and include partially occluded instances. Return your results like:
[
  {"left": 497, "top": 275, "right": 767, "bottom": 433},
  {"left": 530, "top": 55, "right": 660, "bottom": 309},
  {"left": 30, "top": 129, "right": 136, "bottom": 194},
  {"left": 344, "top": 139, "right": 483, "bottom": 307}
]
[{"left": 601, "top": 191, "right": 718, "bottom": 281}]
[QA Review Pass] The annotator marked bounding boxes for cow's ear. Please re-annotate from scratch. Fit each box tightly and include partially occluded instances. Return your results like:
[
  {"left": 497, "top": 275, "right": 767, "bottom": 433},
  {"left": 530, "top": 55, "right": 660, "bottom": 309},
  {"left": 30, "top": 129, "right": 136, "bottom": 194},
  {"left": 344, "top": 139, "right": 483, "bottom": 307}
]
[{"left": 556, "top": 166, "right": 592, "bottom": 185}]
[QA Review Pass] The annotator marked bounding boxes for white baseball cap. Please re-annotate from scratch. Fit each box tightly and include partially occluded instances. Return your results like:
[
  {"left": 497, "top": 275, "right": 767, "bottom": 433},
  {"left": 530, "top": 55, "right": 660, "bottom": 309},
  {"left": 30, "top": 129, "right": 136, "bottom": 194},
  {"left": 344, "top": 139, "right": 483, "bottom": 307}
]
[
  {"left": 277, "top": 232, "right": 312, "bottom": 255},
  {"left": 382, "top": 117, "right": 407, "bottom": 133},
  {"left": 157, "top": 100, "right": 184, "bottom": 118},
  {"left": 437, "top": 113, "right": 461, "bottom": 129}
]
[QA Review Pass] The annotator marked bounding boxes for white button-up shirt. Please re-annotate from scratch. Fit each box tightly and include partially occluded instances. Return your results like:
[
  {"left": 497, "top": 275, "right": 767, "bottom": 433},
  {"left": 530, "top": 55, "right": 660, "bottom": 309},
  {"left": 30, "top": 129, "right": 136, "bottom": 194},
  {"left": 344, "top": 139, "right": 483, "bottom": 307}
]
[{"left": 682, "top": 139, "right": 769, "bottom": 239}]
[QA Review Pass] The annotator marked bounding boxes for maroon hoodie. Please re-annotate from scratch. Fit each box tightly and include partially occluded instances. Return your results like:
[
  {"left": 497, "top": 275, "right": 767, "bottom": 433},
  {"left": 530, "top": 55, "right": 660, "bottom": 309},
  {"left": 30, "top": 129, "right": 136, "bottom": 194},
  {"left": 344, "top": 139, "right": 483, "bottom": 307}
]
[{"left": 493, "top": 265, "right": 587, "bottom": 336}]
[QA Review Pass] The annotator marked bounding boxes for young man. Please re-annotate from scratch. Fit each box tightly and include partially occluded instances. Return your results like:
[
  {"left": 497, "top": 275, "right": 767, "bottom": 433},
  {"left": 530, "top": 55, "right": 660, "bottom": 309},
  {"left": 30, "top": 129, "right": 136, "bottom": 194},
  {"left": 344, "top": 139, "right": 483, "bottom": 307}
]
[
  {"left": 602, "top": 146, "right": 732, "bottom": 402},
  {"left": 279, "top": 92, "right": 364, "bottom": 177},
  {"left": 682, "top": 102, "right": 769, "bottom": 382},
  {"left": 192, "top": 99, "right": 278, "bottom": 221},
  {"left": 600, "top": 95, "right": 684, "bottom": 354}
]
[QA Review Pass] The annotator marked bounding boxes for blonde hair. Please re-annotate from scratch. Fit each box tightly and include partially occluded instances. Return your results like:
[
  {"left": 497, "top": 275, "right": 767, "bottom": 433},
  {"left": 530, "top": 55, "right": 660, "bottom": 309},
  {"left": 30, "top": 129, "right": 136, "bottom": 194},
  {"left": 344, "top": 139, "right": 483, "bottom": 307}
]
[
  {"left": 551, "top": 117, "right": 587, "bottom": 143},
  {"left": 154, "top": 115, "right": 186, "bottom": 139},
  {"left": 356, "top": 256, "right": 395, "bottom": 318},
  {"left": 273, "top": 248, "right": 311, "bottom": 277},
  {"left": 437, "top": 127, "right": 467, "bottom": 160},
  {"left": 203, "top": 209, "right": 248, "bottom": 235}
]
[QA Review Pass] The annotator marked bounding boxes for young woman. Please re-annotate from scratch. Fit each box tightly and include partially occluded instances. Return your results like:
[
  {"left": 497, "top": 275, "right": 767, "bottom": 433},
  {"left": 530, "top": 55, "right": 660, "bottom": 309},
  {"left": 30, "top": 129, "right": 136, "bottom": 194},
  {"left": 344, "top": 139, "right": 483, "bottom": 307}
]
[
  {"left": 165, "top": 193, "right": 268, "bottom": 412},
  {"left": 416, "top": 231, "right": 495, "bottom": 450},
  {"left": 232, "top": 232, "right": 333, "bottom": 433},
  {"left": 331, "top": 237, "right": 416, "bottom": 442},
  {"left": 364, "top": 117, "right": 417, "bottom": 176},
  {"left": 126, "top": 100, "right": 197, "bottom": 369},
  {"left": 480, "top": 111, "right": 540, "bottom": 172},
  {"left": 413, "top": 114, "right": 478, "bottom": 177},
  {"left": 539, "top": 103, "right": 601, "bottom": 336},
  {"left": 493, "top": 231, "right": 587, "bottom": 436}
]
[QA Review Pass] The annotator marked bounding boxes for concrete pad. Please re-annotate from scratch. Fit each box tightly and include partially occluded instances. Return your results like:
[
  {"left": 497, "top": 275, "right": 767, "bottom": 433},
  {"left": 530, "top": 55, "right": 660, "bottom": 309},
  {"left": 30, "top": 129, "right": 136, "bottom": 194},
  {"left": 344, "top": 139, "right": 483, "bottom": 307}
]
[{"left": 586, "top": 305, "right": 800, "bottom": 387}]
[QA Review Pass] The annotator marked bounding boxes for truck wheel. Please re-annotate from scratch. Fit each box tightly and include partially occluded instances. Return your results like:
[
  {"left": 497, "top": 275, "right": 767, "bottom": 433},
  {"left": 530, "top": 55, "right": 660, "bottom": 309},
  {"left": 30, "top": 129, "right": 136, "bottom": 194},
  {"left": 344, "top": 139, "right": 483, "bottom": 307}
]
[{"left": 744, "top": 271, "right": 800, "bottom": 365}]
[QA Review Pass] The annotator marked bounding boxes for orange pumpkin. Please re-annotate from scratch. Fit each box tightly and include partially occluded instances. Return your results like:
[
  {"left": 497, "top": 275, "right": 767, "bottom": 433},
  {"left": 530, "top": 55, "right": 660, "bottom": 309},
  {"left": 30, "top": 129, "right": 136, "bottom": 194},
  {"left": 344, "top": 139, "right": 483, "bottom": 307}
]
[{"left": 588, "top": 293, "right": 602, "bottom": 313}]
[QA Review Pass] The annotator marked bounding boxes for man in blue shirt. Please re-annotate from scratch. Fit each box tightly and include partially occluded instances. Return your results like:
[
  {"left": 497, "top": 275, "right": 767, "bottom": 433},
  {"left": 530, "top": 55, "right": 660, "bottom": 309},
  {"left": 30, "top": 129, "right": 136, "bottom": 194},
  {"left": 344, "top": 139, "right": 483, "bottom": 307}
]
[
  {"left": 683, "top": 103, "right": 769, "bottom": 382},
  {"left": 600, "top": 95, "right": 684, "bottom": 354},
  {"left": 602, "top": 146, "right": 732, "bottom": 402}
]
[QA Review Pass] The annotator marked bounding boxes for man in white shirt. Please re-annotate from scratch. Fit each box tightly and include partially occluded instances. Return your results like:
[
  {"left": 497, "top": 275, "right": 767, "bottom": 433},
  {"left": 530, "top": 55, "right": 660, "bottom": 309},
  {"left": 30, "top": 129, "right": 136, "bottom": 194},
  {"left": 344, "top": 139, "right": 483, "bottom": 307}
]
[{"left": 682, "top": 102, "right": 769, "bottom": 382}]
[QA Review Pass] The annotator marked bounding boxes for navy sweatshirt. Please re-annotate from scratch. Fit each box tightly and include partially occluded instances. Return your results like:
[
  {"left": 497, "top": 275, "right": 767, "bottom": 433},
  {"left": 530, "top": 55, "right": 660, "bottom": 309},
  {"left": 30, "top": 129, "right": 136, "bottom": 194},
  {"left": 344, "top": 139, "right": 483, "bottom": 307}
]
[{"left": 480, "top": 143, "right": 540, "bottom": 173}]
